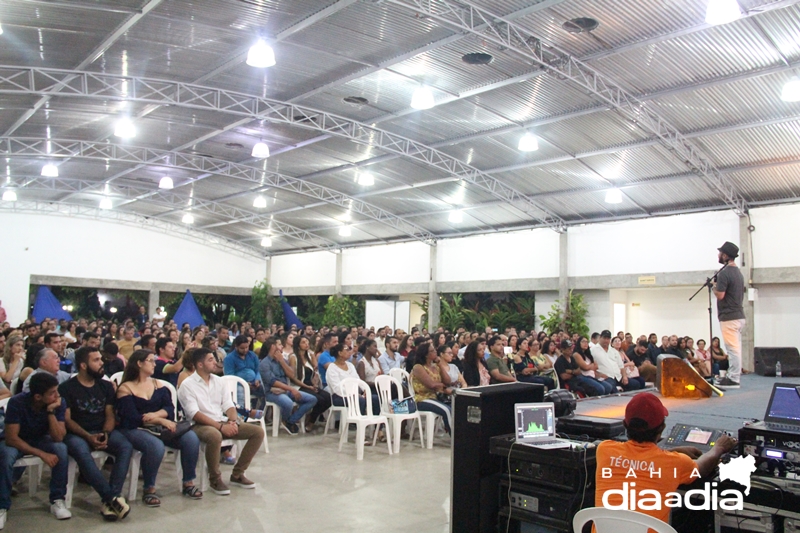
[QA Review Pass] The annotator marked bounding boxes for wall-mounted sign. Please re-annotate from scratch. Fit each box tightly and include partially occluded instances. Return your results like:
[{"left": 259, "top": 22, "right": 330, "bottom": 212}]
[{"left": 638, "top": 276, "right": 656, "bottom": 285}]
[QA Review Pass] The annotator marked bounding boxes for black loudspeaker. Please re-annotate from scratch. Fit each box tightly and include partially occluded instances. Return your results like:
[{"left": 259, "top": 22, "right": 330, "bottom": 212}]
[
  {"left": 451, "top": 382, "right": 545, "bottom": 533},
  {"left": 754, "top": 347, "right": 800, "bottom": 377}
]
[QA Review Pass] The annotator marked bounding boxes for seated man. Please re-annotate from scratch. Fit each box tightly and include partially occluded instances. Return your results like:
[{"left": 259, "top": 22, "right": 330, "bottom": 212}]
[
  {"left": 153, "top": 337, "right": 181, "bottom": 386},
  {"left": 1, "top": 373, "right": 71, "bottom": 524},
  {"left": 554, "top": 340, "right": 607, "bottom": 396},
  {"left": 596, "top": 393, "right": 736, "bottom": 527},
  {"left": 178, "top": 348, "right": 264, "bottom": 496},
  {"left": 22, "top": 348, "right": 71, "bottom": 393},
  {"left": 485, "top": 336, "right": 516, "bottom": 384},
  {"left": 259, "top": 338, "right": 316, "bottom": 435},
  {"left": 626, "top": 339, "right": 657, "bottom": 383},
  {"left": 223, "top": 335, "right": 264, "bottom": 409},
  {"left": 59, "top": 347, "right": 132, "bottom": 521},
  {"left": 590, "top": 330, "right": 640, "bottom": 392}
]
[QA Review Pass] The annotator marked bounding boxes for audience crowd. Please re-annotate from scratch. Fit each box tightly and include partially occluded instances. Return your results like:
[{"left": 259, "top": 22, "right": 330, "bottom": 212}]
[{"left": 0, "top": 313, "right": 729, "bottom": 527}]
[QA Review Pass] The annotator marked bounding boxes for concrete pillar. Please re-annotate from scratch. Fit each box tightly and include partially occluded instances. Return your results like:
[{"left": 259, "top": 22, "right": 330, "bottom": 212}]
[
  {"left": 559, "top": 231, "right": 569, "bottom": 322},
  {"left": 740, "top": 216, "right": 755, "bottom": 372},
  {"left": 265, "top": 257, "right": 272, "bottom": 287},
  {"left": 428, "top": 243, "right": 440, "bottom": 331},
  {"left": 335, "top": 251, "right": 343, "bottom": 296},
  {"left": 148, "top": 288, "right": 160, "bottom": 319}
]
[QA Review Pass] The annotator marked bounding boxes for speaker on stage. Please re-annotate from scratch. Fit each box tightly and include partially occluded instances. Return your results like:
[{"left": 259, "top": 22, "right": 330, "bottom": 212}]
[
  {"left": 754, "top": 347, "right": 800, "bottom": 377},
  {"left": 656, "top": 354, "right": 720, "bottom": 398},
  {"left": 451, "top": 382, "right": 544, "bottom": 533}
]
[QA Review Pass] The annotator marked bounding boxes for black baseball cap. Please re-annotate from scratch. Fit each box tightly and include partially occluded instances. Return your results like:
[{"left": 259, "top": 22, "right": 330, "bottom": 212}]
[{"left": 600, "top": 330, "right": 612, "bottom": 338}]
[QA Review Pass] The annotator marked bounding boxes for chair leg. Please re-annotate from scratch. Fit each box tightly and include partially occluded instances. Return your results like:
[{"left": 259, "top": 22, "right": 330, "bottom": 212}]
[
  {"left": 384, "top": 422, "right": 393, "bottom": 456},
  {"left": 409, "top": 418, "right": 417, "bottom": 443},
  {"left": 417, "top": 417, "right": 426, "bottom": 449},
  {"left": 199, "top": 444, "right": 209, "bottom": 493},
  {"left": 425, "top": 415, "right": 436, "bottom": 449},
  {"left": 127, "top": 452, "right": 141, "bottom": 502},
  {"left": 393, "top": 418, "right": 402, "bottom": 454},
  {"left": 338, "top": 418, "right": 348, "bottom": 452},
  {"left": 175, "top": 450, "right": 183, "bottom": 492},
  {"left": 66, "top": 458, "right": 77, "bottom": 508},
  {"left": 323, "top": 408, "right": 333, "bottom": 436},
  {"left": 260, "top": 419, "right": 269, "bottom": 454},
  {"left": 356, "top": 425, "right": 365, "bottom": 461},
  {"left": 272, "top": 405, "right": 280, "bottom": 438}
]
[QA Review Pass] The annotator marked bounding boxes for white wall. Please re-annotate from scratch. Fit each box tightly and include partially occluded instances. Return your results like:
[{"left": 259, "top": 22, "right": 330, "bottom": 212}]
[
  {"left": 755, "top": 285, "right": 800, "bottom": 348},
  {"left": 750, "top": 204, "right": 800, "bottom": 269},
  {"left": 0, "top": 213, "right": 265, "bottom": 325},
  {"left": 437, "top": 229, "right": 559, "bottom": 282},
  {"left": 567, "top": 211, "right": 739, "bottom": 277},
  {"left": 342, "top": 241, "right": 429, "bottom": 286},
  {"left": 623, "top": 287, "right": 721, "bottom": 343},
  {"left": 270, "top": 251, "right": 336, "bottom": 288}
]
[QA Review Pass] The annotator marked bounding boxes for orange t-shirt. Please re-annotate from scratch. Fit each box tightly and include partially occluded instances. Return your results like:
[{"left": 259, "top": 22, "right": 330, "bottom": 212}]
[{"left": 595, "top": 440, "right": 698, "bottom": 526}]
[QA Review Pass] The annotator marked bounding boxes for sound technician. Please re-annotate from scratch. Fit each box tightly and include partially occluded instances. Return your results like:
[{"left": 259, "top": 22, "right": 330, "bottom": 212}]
[
  {"left": 712, "top": 241, "right": 745, "bottom": 389},
  {"left": 595, "top": 393, "right": 737, "bottom": 526}
]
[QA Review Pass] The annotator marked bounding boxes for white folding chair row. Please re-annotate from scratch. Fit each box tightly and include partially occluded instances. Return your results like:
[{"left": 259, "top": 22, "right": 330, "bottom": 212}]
[
  {"left": 337, "top": 378, "right": 392, "bottom": 461},
  {"left": 374, "top": 375, "right": 424, "bottom": 454},
  {"left": 390, "top": 368, "right": 442, "bottom": 449}
]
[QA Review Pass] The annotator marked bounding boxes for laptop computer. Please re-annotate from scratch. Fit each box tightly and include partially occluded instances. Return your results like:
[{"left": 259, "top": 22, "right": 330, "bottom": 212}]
[
  {"left": 514, "top": 402, "right": 574, "bottom": 449},
  {"left": 763, "top": 383, "right": 800, "bottom": 432}
]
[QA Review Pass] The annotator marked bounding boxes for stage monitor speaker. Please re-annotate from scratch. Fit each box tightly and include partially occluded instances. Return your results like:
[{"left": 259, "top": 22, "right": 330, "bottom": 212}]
[
  {"left": 754, "top": 347, "right": 800, "bottom": 377},
  {"left": 451, "top": 382, "right": 545, "bottom": 533},
  {"left": 657, "top": 355, "right": 719, "bottom": 398}
]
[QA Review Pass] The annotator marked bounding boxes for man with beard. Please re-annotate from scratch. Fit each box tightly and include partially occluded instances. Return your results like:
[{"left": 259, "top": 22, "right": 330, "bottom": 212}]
[{"left": 58, "top": 347, "right": 133, "bottom": 521}]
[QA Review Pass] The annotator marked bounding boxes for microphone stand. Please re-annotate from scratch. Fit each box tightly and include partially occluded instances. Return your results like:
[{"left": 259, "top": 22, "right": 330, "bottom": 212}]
[{"left": 689, "top": 263, "right": 728, "bottom": 355}]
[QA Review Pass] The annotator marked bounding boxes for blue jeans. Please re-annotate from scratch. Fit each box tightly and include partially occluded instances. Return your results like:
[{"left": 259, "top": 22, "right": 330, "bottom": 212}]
[
  {"left": 64, "top": 431, "right": 133, "bottom": 503},
  {"left": 606, "top": 377, "right": 643, "bottom": 392},
  {"left": 0, "top": 437, "right": 68, "bottom": 509},
  {"left": 332, "top": 393, "right": 381, "bottom": 417},
  {"left": 264, "top": 390, "right": 317, "bottom": 425},
  {"left": 570, "top": 375, "right": 609, "bottom": 396},
  {"left": 236, "top": 382, "right": 266, "bottom": 411},
  {"left": 120, "top": 428, "right": 200, "bottom": 487},
  {"left": 418, "top": 399, "right": 452, "bottom": 433}
]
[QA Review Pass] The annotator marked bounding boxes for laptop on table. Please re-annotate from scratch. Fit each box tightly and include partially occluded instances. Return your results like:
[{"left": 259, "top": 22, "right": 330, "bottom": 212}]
[
  {"left": 763, "top": 383, "right": 800, "bottom": 432},
  {"left": 514, "top": 402, "right": 574, "bottom": 449}
]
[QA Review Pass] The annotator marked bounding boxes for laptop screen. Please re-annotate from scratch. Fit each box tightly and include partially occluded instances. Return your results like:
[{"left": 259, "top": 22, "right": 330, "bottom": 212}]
[
  {"left": 515, "top": 403, "right": 555, "bottom": 441},
  {"left": 765, "top": 384, "right": 800, "bottom": 425}
]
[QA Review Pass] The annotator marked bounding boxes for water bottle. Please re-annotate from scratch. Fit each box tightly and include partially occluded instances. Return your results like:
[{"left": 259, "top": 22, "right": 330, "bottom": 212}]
[{"left": 776, "top": 361, "right": 782, "bottom": 378}]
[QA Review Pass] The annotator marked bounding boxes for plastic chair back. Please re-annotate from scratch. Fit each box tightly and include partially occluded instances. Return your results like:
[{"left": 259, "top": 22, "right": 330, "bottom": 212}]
[
  {"left": 109, "top": 372, "right": 123, "bottom": 387},
  {"left": 375, "top": 374, "right": 402, "bottom": 415},
  {"left": 388, "top": 367, "right": 408, "bottom": 383},
  {"left": 339, "top": 378, "right": 371, "bottom": 418},
  {"left": 9, "top": 378, "right": 19, "bottom": 395},
  {"left": 572, "top": 508, "right": 678, "bottom": 533},
  {"left": 219, "top": 375, "right": 250, "bottom": 409},
  {"left": 155, "top": 379, "right": 178, "bottom": 415}
]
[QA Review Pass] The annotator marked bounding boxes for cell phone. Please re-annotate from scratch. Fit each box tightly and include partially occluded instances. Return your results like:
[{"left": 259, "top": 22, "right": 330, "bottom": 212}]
[{"left": 96, "top": 433, "right": 107, "bottom": 443}]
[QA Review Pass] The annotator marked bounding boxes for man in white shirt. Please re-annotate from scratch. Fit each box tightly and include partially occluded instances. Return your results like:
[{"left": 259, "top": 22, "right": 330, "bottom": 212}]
[
  {"left": 378, "top": 337, "right": 404, "bottom": 374},
  {"left": 178, "top": 348, "right": 264, "bottom": 496},
  {"left": 375, "top": 327, "right": 387, "bottom": 354},
  {"left": 152, "top": 307, "right": 167, "bottom": 329},
  {"left": 590, "top": 330, "right": 639, "bottom": 392},
  {"left": 588, "top": 332, "right": 600, "bottom": 349}
]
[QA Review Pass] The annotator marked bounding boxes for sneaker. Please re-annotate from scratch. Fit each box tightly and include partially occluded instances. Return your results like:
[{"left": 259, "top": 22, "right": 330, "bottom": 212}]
[
  {"left": 108, "top": 496, "right": 130, "bottom": 520},
  {"left": 717, "top": 377, "right": 740, "bottom": 389},
  {"left": 101, "top": 502, "right": 119, "bottom": 522},
  {"left": 0, "top": 509, "right": 6, "bottom": 529},
  {"left": 229, "top": 474, "right": 255, "bottom": 489},
  {"left": 209, "top": 478, "right": 230, "bottom": 496},
  {"left": 50, "top": 500, "right": 72, "bottom": 520},
  {"left": 281, "top": 421, "right": 299, "bottom": 435}
]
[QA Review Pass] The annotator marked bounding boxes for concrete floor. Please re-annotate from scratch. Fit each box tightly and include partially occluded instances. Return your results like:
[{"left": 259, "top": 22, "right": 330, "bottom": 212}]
[{"left": 8, "top": 373, "right": 794, "bottom": 532}]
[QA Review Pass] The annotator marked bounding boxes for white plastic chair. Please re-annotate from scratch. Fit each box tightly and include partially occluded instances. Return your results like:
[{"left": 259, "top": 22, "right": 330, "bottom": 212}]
[
  {"left": 337, "top": 378, "right": 392, "bottom": 461},
  {"left": 220, "top": 375, "right": 268, "bottom": 454},
  {"left": 66, "top": 450, "right": 111, "bottom": 508},
  {"left": 573, "top": 507, "right": 678, "bottom": 533},
  {"left": 126, "top": 379, "right": 186, "bottom": 500},
  {"left": 388, "top": 367, "right": 409, "bottom": 383},
  {"left": 0, "top": 398, "right": 43, "bottom": 497},
  {"left": 109, "top": 371, "right": 123, "bottom": 387},
  {"left": 374, "top": 375, "right": 424, "bottom": 453},
  {"left": 406, "top": 370, "right": 443, "bottom": 449},
  {"left": 9, "top": 378, "right": 19, "bottom": 395}
]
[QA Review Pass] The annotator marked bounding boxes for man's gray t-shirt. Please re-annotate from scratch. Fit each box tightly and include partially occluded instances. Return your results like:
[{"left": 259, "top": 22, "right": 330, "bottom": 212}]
[{"left": 716, "top": 265, "right": 745, "bottom": 321}]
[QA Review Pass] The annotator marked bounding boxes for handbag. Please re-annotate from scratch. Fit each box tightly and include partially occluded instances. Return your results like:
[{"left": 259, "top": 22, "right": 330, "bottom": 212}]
[
  {"left": 390, "top": 397, "right": 417, "bottom": 414},
  {"left": 141, "top": 420, "right": 192, "bottom": 446}
]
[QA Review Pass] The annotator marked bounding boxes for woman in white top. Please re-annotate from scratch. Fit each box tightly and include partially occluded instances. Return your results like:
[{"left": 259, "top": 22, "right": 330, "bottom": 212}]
[
  {"left": 326, "top": 343, "right": 380, "bottom": 415},
  {"left": 63, "top": 322, "right": 78, "bottom": 345},
  {"left": 0, "top": 335, "right": 25, "bottom": 386},
  {"left": 356, "top": 339, "right": 382, "bottom": 390},
  {"left": 437, "top": 345, "right": 466, "bottom": 388}
]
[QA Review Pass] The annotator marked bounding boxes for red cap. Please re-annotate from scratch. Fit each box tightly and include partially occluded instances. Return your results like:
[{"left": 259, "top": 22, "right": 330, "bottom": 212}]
[{"left": 624, "top": 392, "right": 668, "bottom": 430}]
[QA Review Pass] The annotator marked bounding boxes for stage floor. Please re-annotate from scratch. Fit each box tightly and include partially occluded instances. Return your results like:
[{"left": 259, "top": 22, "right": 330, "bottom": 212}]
[{"left": 574, "top": 373, "right": 800, "bottom": 433}]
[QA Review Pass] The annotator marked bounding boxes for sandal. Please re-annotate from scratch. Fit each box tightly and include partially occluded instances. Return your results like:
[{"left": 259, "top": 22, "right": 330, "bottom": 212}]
[
  {"left": 142, "top": 492, "right": 161, "bottom": 507},
  {"left": 182, "top": 485, "right": 203, "bottom": 500}
]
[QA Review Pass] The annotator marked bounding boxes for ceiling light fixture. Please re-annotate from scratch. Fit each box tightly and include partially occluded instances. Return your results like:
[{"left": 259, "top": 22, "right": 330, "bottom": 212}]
[
  {"left": 448, "top": 210, "right": 463, "bottom": 223},
  {"left": 260, "top": 237, "right": 273, "bottom": 247},
  {"left": 518, "top": 132, "right": 539, "bottom": 152},
  {"left": 251, "top": 141, "right": 270, "bottom": 159},
  {"left": 253, "top": 196, "right": 267, "bottom": 208},
  {"left": 114, "top": 117, "right": 136, "bottom": 139},
  {"left": 357, "top": 172, "right": 375, "bottom": 186},
  {"left": 99, "top": 197, "right": 113, "bottom": 210},
  {"left": 410, "top": 86, "right": 435, "bottom": 110},
  {"left": 605, "top": 188, "right": 623, "bottom": 204},
  {"left": 158, "top": 176, "right": 174, "bottom": 189},
  {"left": 182, "top": 213, "right": 194, "bottom": 224},
  {"left": 2, "top": 190, "right": 17, "bottom": 202},
  {"left": 41, "top": 163, "right": 58, "bottom": 177},
  {"left": 781, "top": 77, "right": 800, "bottom": 102},
  {"left": 338, "top": 225, "right": 352, "bottom": 237},
  {"left": 246, "top": 39, "right": 276, "bottom": 68},
  {"left": 705, "top": 0, "right": 740, "bottom": 25}
]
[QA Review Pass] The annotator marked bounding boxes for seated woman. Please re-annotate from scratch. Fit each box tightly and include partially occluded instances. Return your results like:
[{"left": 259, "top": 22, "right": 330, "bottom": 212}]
[
  {"left": 573, "top": 337, "right": 614, "bottom": 395},
  {"left": 462, "top": 339, "right": 490, "bottom": 387},
  {"left": 116, "top": 349, "right": 203, "bottom": 505},
  {"left": 288, "top": 335, "right": 331, "bottom": 427},
  {"left": 15, "top": 343, "right": 45, "bottom": 394},
  {"left": 693, "top": 339, "right": 712, "bottom": 377},
  {"left": 616, "top": 339, "right": 647, "bottom": 390},
  {"left": 411, "top": 342, "right": 453, "bottom": 434},
  {"left": 512, "top": 338, "right": 555, "bottom": 390},
  {"left": 541, "top": 339, "right": 560, "bottom": 366},
  {"left": 528, "top": 340, "right": 559, "bottom": 388},
  {"left": 1, "top": 335, "right": 25, "bottom": 387},
  {"left": 437, "top": 345, "right": 467, "bottom": 389},
  {"left": 710, "top": 337, "right": 728, "bottom": 378},
  {"left": 356, "top": 339, "right": 382, "bottom": 392},
  {"left": 325, "top": 343, "right": 380, "bottom": 416},
  {"left": 176, "top": 347, "right": 196, "bottom": 389}
]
